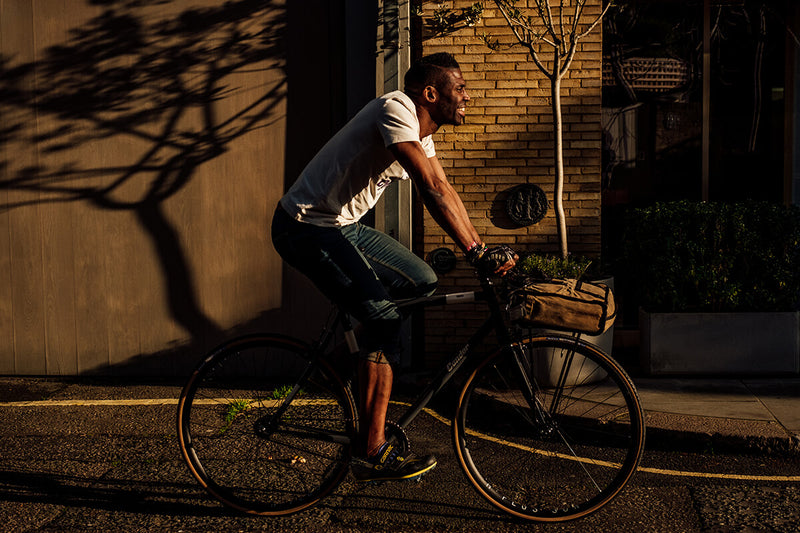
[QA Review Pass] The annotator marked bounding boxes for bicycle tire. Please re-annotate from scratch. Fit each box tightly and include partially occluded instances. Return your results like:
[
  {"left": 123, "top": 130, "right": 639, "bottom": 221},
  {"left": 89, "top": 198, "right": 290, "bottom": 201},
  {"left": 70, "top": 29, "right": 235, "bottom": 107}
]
[
  {"left": 453, "top": 335, "right": 645, "bottom": 522},
  {"left": 177, "top": 334, "right": 357, "bottom": 515}
]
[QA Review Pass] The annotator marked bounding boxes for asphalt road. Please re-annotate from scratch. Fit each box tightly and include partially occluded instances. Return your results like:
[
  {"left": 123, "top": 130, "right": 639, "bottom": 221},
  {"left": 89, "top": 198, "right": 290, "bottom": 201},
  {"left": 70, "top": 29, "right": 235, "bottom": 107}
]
[{"left": 1, "top": 380, "right": 799, "bottom": 532}]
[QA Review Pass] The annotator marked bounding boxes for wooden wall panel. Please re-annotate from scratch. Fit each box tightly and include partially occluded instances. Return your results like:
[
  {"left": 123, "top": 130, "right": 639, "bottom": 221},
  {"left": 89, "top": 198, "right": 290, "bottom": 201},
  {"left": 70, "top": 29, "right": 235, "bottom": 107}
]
[
  {"left": 0, "top": 0, "right": 288, "bottom": 375},
  {"left": 2, "top": 0, "right": 46, "bottom": 374},
  {"left": 105, "top": 210, "right": 146, "bottom": 369},
  {"left": 0, "top": 182, "right": 13, "bottom": 374},
  {"left": 0, "top": 0, "right": 23, "bottom": 374},
  {"left": 74, "top": 205, "right": 111, "bottom": 373},
  {"left": 36, "top": 0, "right": 93, "bottom": 375},
  {"left": 41, "top": 195, "right": 78, "bottom": 375},
  {"left": 7, "top": 186, "right": 47, "bottom": 374}
]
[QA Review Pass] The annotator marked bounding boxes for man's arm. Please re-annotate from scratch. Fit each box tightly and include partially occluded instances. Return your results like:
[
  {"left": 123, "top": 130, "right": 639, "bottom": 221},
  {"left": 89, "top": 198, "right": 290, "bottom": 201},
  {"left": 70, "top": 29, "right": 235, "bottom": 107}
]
[{"left": 388, "top": 141, "right": 480, "bottom": 253}]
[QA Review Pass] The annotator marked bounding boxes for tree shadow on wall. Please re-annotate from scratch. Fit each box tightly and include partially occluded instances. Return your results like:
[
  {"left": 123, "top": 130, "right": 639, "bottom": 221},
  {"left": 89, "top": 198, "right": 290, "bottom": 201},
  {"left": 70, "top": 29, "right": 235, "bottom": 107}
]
[{"left": 0, "top": 0, "right": 287, "bottom": 371}]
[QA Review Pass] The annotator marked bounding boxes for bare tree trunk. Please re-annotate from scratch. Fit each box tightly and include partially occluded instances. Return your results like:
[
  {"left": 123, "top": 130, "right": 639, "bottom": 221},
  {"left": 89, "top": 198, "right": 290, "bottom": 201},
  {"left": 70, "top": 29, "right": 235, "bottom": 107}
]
[{"left": 551, "top": 54, "right": 568, "bottom": 258}]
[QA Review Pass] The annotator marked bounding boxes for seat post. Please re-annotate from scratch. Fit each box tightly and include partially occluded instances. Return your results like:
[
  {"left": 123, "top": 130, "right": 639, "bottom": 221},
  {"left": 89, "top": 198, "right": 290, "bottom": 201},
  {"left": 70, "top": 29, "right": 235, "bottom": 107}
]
[{"left": 340, "top": 313, "right": 360, "bottom": 355}]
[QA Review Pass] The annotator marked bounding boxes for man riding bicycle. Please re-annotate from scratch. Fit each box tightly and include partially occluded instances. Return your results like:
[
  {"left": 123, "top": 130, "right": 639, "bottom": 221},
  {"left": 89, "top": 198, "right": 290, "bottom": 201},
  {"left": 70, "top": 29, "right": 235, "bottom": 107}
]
[{"left": 271, "top": 52, "right": 516, "bottom": 483}]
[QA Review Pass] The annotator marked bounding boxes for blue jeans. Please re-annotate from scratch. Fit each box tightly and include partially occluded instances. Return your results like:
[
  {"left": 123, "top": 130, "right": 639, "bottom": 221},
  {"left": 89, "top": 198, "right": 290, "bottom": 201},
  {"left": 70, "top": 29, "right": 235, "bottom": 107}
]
[{"left": 271, "top": 206, "right": 438, "bottom": 363}]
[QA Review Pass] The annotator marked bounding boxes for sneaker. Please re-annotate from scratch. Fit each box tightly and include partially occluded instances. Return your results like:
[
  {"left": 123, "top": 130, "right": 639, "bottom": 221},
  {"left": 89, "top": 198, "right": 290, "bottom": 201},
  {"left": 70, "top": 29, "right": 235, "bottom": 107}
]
[{"left": 351, "top": 442, "right": 437, "bottom": 482}]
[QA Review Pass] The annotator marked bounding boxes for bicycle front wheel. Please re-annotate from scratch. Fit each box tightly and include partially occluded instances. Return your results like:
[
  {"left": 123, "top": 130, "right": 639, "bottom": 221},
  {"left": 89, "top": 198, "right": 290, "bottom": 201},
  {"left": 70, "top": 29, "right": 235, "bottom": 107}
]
[
  {"left": 177, "top": 334, "right": 357, "bottom": 515},
  {"left": 453, "top": 335, "right": 644, "bottom": 522}
]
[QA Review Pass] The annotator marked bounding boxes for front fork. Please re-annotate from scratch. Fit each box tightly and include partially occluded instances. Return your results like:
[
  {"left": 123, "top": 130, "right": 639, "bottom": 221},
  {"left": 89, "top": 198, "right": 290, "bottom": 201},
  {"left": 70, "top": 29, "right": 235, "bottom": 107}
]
[{"left": 507, "top": 337, "right": 567, "bottom": 438}]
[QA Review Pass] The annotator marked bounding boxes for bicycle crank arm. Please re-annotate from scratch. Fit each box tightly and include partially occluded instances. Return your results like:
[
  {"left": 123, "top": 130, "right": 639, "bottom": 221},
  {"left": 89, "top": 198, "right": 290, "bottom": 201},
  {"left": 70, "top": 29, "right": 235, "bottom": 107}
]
[{"left": 254, "top": 418, "right": 352, "bottom": 446}]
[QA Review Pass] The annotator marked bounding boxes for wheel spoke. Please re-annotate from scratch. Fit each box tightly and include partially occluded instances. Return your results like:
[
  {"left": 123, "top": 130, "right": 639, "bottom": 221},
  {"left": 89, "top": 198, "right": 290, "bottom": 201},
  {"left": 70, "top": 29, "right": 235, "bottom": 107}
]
[
  {"left": 454, "top": 336, "right": 644, "bottom": 521},
  {"left": 177, "top": 336, "right": 356, "bottom": 515}
]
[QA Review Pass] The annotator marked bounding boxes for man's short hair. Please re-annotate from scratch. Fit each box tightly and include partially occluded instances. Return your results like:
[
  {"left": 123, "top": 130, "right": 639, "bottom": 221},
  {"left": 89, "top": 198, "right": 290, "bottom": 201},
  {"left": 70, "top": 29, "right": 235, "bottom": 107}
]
[{"left": 404, "top": 52, "right": 461, "bottom": 95}]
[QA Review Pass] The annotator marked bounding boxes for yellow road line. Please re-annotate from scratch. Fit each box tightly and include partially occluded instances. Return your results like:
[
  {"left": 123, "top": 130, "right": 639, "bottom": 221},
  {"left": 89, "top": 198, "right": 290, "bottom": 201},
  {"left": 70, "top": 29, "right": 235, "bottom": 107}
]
[
  {"left": 2, "top": 397, "right": 798, "bottom": 482},
  {"left": 412, "top": 402, "right": 800, "bottom": 483},
  {"left": 0, "top": 398, "right": 334, "bottom": 408},
  {"left": 0, "top": 398, "right": 179, "bottom": 407},
  {"left": 636, "top": 466, "right": 800, "bottom": 482}
]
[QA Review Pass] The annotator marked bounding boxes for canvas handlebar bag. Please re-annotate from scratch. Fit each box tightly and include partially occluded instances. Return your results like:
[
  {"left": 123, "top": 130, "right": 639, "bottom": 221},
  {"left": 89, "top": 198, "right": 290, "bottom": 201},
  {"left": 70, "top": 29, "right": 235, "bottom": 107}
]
[{"left": 507, "top": 278, "right": 616, "bottom": 336}]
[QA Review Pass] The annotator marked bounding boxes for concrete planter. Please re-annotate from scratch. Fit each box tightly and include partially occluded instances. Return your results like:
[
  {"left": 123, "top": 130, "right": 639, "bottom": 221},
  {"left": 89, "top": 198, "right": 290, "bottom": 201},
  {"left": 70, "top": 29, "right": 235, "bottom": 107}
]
[
  {"left": 533, "top": 277, "right": 614, "bottom": 387},
  {"left": 639, "top": 309, "right": 800, "bottom": 375},
  {"left": 532, "top": 327, "right": 612, "bottom": 387}
]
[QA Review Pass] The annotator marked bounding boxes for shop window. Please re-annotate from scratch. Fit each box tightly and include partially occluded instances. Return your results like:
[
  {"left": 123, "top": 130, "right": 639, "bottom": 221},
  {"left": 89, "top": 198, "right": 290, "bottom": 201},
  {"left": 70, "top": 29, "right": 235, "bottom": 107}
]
[{"left": 602, "top": 0, "right": 794, "bottom": 205}]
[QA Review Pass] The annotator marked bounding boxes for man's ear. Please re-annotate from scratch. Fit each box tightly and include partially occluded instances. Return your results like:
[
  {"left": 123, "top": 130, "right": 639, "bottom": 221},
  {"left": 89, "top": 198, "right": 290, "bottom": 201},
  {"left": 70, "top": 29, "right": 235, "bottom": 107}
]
[{"left": 423, "top": 85, "right": 438, "bottom": 103}]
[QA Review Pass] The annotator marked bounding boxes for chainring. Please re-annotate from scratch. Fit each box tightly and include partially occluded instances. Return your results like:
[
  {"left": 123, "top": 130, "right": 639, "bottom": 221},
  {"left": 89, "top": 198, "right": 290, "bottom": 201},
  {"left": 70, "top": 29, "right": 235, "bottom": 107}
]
[{"left": 385, "top": 421, "right": 410, "bottom": 454}]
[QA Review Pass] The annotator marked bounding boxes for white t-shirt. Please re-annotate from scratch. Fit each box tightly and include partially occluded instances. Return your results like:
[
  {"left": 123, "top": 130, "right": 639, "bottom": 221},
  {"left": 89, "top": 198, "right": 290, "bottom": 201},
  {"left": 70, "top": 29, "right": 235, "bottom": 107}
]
[{"left": 280, "top": 91, "right": 436, "bottom": 227}]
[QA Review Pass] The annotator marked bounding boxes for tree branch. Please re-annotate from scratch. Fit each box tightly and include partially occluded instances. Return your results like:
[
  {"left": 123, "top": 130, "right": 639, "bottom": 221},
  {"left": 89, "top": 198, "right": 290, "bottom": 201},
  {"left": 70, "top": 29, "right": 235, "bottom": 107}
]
[
  {"left": 494, "top": 1, "right": 553, "bottom": 74},
  {"left": 579, "top": 1, "right": 612, "bottom": 40},
  {"left": 559, "top": 39, "right": 579, "bottom": 77},
  {"left": 540, "top": 0, "right": 559, "bottom": 42}
]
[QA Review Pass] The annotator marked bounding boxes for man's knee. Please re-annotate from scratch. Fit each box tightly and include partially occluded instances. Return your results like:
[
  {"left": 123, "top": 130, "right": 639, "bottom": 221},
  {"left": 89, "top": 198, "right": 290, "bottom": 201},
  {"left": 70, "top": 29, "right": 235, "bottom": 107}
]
[
  {"left": 361, "top": 350, "right": 395, "bottom": 365},
  {"left": 417, "top": 279, "right": 438, "bottom": 298},
  {"left": 414, "top": 262, "right": 439, "bottom": 297}
]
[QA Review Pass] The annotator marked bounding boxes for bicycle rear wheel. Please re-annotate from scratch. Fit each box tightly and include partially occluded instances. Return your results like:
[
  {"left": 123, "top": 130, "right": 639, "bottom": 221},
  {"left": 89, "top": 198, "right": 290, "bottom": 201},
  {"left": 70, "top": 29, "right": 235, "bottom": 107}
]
[
  {"left": 453, "top": 335, "right": 644, "bottom": 522},
  {"left": 177, "top": 334, "right": 357, "bottom": 515}
]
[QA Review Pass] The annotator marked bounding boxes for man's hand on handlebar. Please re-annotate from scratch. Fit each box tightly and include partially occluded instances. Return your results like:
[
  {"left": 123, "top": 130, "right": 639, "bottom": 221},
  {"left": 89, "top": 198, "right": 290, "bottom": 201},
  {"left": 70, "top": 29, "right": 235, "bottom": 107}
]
[{"left": 466, "top": 243, "right": 518, "bottom": 276}]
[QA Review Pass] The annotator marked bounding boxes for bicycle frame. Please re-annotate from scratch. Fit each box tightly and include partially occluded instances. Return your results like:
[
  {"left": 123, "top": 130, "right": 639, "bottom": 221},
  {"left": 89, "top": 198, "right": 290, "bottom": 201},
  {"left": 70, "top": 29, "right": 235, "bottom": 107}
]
[
  {"left": 324, "top": 272, "right": 536, "bottom": 440},
  {"left": 180, "top": 269, "right": 644, "bottom": 520}
]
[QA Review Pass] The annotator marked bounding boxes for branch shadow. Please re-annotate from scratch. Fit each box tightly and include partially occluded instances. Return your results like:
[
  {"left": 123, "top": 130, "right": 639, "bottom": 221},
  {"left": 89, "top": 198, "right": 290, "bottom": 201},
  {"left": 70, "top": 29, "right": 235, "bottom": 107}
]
[
  {"left": 0, "top": 467, "right": 522, "bottom": 528},
  {"left": 0, "top": 469, "right": 225, "bottom": 519}
]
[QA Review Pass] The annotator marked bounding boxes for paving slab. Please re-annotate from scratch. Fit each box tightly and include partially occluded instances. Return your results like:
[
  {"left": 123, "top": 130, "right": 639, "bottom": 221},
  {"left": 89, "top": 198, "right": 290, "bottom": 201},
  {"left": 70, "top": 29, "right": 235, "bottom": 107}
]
[
  {"left": 743, "top": 379, "right": 800, "bottom": 435},
  {"left": 635, "top": 378, "right": 772, "bottom": 420}
]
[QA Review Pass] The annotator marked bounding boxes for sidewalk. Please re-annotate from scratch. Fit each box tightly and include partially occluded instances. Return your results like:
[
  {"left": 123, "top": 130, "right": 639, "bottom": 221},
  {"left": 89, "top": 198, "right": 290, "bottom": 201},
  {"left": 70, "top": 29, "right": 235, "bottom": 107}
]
[{"left": 634, "top": 377, "right": 800, "bottom": 455}]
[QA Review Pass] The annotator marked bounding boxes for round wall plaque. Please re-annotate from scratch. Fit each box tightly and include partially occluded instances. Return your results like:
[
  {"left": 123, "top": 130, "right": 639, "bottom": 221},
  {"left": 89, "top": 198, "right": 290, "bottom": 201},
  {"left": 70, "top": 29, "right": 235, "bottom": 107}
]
[
  {"left": 428, "top": 247, "right": 457, "bottom": 274},
  {"left": 505, "top": 184, "right": 548, "bottom": 226}
]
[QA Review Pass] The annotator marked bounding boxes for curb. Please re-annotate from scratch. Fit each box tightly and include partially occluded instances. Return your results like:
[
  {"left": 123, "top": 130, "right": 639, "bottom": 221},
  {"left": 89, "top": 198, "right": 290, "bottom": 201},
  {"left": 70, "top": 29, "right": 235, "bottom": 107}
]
[{"left": 644, "top": 411, "right": 800, "bottom": 457}]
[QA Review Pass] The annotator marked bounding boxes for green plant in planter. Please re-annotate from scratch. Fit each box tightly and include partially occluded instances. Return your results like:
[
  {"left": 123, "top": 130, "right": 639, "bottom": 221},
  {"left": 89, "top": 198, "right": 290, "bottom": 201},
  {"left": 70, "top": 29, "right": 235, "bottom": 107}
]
[
  {"left": 622, "top": 201, "right": 800, "bottom": 312},
  {"left": 515, "top": 253, "right": 597, "bottom": 280}
]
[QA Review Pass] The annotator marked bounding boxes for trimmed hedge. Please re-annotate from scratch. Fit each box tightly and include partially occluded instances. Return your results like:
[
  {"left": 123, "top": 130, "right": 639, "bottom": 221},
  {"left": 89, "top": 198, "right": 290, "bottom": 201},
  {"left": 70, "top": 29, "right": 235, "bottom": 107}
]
[{"left": 623, "top": 201, "right": 800, "bottom": 312}]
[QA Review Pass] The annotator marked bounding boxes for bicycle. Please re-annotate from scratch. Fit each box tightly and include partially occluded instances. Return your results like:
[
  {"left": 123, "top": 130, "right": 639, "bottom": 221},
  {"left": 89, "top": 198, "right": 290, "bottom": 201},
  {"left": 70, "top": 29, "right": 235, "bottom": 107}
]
[{"left": 176, "top": 269, "right": 645, "bottom": 522}]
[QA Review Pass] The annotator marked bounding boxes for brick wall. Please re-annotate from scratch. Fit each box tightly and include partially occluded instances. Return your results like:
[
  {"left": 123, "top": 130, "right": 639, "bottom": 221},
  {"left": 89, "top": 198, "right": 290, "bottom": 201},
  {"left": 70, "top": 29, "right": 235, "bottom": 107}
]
[{"left": 417, "top": 0, "right": 604, "bottom": 365}]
